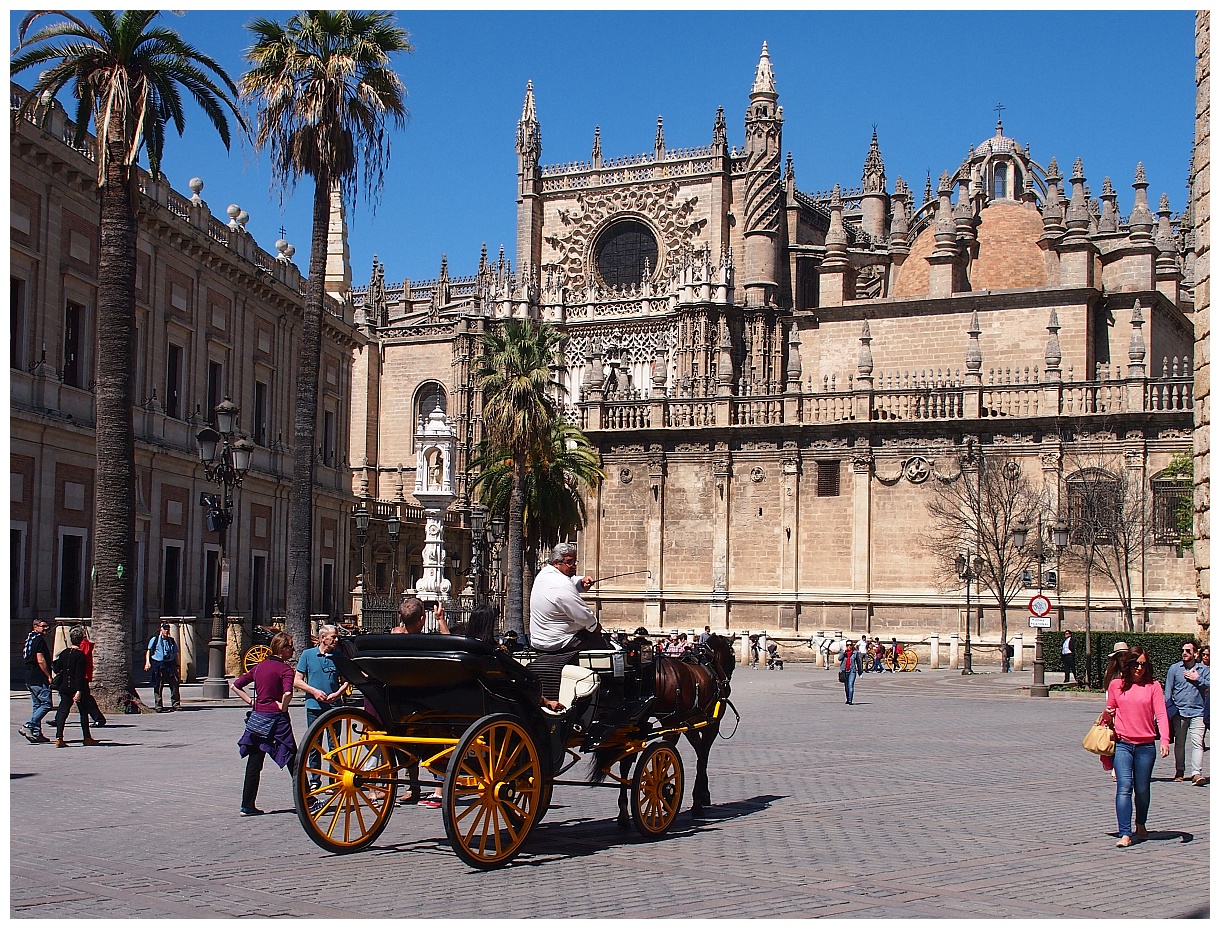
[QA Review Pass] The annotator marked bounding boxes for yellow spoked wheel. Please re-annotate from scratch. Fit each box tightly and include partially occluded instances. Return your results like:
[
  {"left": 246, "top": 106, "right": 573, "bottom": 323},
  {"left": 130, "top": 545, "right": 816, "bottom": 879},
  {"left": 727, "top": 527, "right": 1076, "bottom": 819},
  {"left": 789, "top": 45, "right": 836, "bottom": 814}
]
[
  {"left": 442, "top": 714, "right": 544, "bottom": 870},
  {"left": 630, "top": 742, "right": 684, "bottom": 838},
  {"left": 242, "top": 644, "right": 271, "bottom": 672},
  {"left": 295, "top": 708, "right": 397, "bottom": 854},
  {"left": 898, "top": 649, "right": 918, "bottom": 672}
]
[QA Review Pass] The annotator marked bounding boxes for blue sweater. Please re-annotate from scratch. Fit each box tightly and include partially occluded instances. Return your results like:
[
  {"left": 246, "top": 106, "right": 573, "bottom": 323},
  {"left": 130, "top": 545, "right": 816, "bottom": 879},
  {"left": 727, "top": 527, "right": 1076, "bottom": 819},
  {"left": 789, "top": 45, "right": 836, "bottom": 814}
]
[{"left": 1164, "top": 662, "right": 1210, "bottom": 717}]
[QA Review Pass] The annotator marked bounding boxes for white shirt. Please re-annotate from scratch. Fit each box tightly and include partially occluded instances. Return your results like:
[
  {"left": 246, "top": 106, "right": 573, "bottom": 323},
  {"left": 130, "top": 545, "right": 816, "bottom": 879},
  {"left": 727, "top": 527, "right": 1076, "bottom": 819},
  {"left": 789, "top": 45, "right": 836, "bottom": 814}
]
[{"left": 529, "top": 563, "right": 598, "bottom": 650}]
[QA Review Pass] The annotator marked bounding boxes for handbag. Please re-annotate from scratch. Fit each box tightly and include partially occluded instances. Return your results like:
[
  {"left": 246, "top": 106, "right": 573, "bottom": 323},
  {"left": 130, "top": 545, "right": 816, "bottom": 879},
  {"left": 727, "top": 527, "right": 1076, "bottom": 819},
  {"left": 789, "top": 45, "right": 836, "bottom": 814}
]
[
  {"left": 837, "top": 669, "right": 847, "bottom": 683},
  {"left": 1083, "top": 717, "right": 1116, "bottom": 756}
]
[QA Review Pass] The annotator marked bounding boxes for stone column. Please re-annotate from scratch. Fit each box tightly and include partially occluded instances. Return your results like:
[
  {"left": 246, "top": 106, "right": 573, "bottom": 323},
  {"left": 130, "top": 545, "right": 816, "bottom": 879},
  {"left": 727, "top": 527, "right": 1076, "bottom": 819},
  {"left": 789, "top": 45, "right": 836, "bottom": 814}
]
[
  {"left": 1013, "top": 632, "right": 1024, "bottom": 671},
  {"left": 949, "top": 632, "right": 960, "bottom": 670},
  {"left": 709, "top": 452, "right": 732, "bottom": 630},
  {"left": 929, "top": 632, "right": 941, "bottom": 669},
  {"left": 780, "top": 455, "right": 800, "bottom": 630},
  {"left": 850, "top": 444, "right": 872, "bottom": 596},
  {"left": 645, "top": 449, "right": 665, "bottom": 629}
]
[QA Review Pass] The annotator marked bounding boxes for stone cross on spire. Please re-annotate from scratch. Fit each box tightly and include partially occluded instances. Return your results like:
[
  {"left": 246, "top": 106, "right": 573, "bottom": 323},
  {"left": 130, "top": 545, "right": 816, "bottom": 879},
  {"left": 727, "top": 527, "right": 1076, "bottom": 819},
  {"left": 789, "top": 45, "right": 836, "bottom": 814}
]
[{"left": 752, "top": 41, "right": 776, "bottom": 96}]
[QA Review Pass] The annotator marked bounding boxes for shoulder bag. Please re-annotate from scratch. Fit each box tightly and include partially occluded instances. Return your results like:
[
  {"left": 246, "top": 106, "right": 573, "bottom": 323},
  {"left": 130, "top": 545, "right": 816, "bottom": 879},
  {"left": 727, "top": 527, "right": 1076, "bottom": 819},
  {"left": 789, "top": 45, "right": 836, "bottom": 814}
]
[{"left": 1082, "top": 715, "right": 1116, "bottom": 756}]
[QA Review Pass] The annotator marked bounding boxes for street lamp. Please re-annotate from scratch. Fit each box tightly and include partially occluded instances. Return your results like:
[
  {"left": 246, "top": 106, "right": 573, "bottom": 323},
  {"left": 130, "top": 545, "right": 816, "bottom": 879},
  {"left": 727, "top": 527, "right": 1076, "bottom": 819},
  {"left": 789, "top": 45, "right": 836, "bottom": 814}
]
[
  {"left": 469, "top": 505, "right": 487, "bottom": 604},
  {"left": 387, "top": 510, "right": 401, "bottom": 597},
  {"left": 1012, "top": 516, "right": 1051, "bottom": 697},
  {"left": 955, "top": 552, "right": 983, "bottom": 674},
  {"left": 196, "top": 399, "right": 254, "bottom": 699},
  {"left": 353, "top": 504, "right": 370, "bottom": 593}
]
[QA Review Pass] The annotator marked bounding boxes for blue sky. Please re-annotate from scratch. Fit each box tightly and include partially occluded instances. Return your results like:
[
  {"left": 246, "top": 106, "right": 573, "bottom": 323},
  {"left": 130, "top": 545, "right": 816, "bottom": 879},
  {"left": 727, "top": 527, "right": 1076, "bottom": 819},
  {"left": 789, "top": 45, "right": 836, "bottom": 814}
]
[{"left": 10, "top": 10, "right": 1198, "bottom": 289}]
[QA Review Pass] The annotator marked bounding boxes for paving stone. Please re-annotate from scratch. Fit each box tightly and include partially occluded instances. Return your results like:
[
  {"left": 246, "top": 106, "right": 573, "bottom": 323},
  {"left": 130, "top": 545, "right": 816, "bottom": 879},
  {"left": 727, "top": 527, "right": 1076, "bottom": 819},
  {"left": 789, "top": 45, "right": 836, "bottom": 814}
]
[{"left": 9, "top": 667, "right": 1209, "bottom": 918}]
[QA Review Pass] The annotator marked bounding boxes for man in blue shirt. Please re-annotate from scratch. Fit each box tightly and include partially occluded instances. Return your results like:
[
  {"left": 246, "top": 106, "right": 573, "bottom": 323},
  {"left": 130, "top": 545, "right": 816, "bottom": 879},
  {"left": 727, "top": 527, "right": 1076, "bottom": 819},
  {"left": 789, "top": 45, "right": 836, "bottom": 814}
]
[
  {"left": 1165, "top": 640, "right": 1210, "bottom": 786},
  {"left": 144, "top": 623, "right": 181, "bottom": 712},
  {"left": 294, "top": 625, "right": 351, "bottom": 805}
]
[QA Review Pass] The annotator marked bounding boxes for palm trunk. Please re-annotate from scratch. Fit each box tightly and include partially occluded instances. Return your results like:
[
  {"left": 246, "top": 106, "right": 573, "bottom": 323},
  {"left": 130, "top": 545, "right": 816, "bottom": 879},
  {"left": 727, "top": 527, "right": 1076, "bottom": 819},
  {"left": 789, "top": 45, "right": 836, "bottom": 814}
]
[
  {"left": 285, "top": 175, "right": 330, "bottom": 653},
  {"left": 90, "top": 145, "right": 138, "bottom": 708},
  {"left": 506, "top": 457, "right": 526, "bottom": 634}
]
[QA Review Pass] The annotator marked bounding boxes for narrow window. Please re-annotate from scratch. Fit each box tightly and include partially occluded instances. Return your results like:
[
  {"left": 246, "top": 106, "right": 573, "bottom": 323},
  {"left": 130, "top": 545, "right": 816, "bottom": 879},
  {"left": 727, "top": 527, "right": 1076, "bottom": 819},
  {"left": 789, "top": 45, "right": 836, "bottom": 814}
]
[
  {"left": 993, "top": 163, "right": 1008, "bottom": 200},
  {"left": 816, "top": 460, "right": 841, "bottom": 497},
  {"left": 58, "top": 532, "right": 85, "bottom": 616},
  {"left": 323, "top": 409, "right": 336, "bottom": 465},
  {"left": 162, "top": 544, "right": 182, "bottom": 616},
  {"left": 320, "top": 561, "right": 335, "bottom": 619},
  {"left": 207, "top": 360, "right": 224, "bottom": 427},
  {"left": 62, "top": 301, "right": 83, "bottom": 388},
  {"left": 165, "top": 343, "right": 183, "bottom": 418},
  {"left": 253, "top": 380, "right": 269, "bottom": 446},
  {"left": 251, "top": 554, "right": 267, "bottom": 625},
  {"left": 11, "top": 279, "right": 25, "bottom": 369}
]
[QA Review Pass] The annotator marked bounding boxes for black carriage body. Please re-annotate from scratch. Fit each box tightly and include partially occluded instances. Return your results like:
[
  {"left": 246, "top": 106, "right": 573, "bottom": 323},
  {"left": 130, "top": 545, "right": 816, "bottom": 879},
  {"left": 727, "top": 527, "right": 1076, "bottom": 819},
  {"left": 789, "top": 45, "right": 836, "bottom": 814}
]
[{"left": 333, "top": 634, "right": 553, "bottom": 746}]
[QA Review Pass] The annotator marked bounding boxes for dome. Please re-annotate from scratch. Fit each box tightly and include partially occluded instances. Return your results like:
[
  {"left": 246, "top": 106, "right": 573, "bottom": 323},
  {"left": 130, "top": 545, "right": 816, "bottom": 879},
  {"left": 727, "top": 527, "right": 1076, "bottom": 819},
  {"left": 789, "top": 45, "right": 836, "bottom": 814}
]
[{"left": 891, "top": 201, "right": 1047, "bottom": 298}]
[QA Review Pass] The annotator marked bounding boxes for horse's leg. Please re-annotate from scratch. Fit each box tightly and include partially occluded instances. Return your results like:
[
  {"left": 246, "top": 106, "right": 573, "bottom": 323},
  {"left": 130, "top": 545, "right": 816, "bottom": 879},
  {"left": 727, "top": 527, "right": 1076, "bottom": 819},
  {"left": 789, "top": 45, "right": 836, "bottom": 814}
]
[
  {"left": 688, "top": 721, "right": 718, "bottom": 817},
  {"left": 616, "top": 757, "right": 631, "bottom": 829}
]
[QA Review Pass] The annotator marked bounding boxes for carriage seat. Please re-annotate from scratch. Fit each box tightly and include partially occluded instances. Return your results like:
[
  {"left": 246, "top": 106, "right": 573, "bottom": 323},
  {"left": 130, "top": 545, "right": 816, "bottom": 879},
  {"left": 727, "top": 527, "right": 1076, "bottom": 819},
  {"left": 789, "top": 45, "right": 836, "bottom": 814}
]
[{"left": 558, "top": 664, "right": 599, "bottom": 708}]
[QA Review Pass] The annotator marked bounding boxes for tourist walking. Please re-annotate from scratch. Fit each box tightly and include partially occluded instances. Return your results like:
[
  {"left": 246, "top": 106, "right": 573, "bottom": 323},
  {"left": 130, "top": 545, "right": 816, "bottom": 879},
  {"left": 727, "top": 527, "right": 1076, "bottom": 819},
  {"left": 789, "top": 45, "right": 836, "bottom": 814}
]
[
  {"left": 144, "top": 622, "right": 182, "bottom": 712},
  {"left": 19, "top": 619, "right": 54, "bottom": 744},
  {"left": 231, "top": 632, "right": 297, "bottom": 817},
  {"left": 1164, "top": 640, "right": 1210, "bottom": 785},
  {"left": 78, "top": 628, "right": 107, "bottom": 728},
  {"left": 841, "top": 643, "right": 857, "bottom": 705},
  {"left": 1100, "top": 646, "right": 1170, "bottom": 847},
  {"left": 51, "top": 626, "right": 101, "bottom": 748},
  {"left": 1062, "top": 631, "right": 1077, "bottom": 683}
]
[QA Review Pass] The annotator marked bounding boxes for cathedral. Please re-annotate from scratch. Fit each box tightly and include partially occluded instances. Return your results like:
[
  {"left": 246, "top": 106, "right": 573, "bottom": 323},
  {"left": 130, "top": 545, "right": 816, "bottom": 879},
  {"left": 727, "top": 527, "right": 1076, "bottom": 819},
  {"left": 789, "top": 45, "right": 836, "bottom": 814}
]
[{"left": 350, "top": 43, "right": 1198, "bottom": 645}]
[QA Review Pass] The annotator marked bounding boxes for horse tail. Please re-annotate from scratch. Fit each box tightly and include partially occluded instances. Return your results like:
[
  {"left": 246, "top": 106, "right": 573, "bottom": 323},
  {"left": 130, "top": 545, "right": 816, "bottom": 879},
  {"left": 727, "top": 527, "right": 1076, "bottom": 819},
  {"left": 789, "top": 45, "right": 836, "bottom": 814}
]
[{"left": 587, "top": 745, "right": 619, "bottom": 783}]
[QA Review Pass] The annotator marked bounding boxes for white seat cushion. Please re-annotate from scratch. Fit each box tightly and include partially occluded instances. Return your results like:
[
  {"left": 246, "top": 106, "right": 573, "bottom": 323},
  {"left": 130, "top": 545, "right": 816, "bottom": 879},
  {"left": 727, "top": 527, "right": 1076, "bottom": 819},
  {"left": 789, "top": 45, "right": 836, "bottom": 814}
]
[
  {"left": 558, "top": 665, "right": 599, "bottom": 708},
  {"left": 575, "top": 649, "right": 618, "bottom": 671}
]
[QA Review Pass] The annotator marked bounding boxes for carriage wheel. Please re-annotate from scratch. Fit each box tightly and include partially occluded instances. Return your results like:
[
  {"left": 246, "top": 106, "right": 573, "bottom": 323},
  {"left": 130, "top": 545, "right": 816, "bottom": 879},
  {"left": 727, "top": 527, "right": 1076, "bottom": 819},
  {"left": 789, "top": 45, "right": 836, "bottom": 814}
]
[
  {"left": 295, "top": 707, "right": 397, "bottom": 854},
  {"left": 630, "top": 742, "right": 684, "bottom": 838},
  {"left": 899, "top": 650, "right": 919, "bottom": 672},
  {"left": 883, "top": 653, "right": 896, "bottom": 673},
  {"left": 242, "top": 644, "right": 271, "bottom": 672},
  {"left": 442, "top": 714, "right": 544, "bottom": 870}
]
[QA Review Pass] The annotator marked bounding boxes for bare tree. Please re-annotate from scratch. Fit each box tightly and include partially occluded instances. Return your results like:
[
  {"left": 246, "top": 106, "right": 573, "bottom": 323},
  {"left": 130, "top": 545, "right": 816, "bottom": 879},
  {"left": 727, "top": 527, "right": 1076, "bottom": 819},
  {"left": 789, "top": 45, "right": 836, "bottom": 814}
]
[
  {"left": 925, "top": 443, "right": 1045, "bottom": 669},
  {"left": 1059, "top": 456, "right": 1152, "bottom": 682}
]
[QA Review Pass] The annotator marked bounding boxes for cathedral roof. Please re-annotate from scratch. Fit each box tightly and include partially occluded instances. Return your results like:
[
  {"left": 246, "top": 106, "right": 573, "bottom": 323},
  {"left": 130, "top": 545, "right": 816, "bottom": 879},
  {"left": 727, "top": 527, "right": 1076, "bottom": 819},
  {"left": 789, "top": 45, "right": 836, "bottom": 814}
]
[{"left": 892, "top": 200, "right": 1048, "bottom": 298}]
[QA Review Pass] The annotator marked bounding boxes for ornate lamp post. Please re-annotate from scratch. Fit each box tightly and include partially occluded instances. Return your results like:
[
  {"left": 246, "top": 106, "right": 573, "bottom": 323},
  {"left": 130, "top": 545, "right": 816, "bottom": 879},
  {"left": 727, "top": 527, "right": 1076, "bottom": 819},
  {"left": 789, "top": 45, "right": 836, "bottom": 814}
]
[
  {"left": 955, "top": 552, "right": 983, "bottom": 675},
  {"left": 196, "top": 399, "right": 254, "bottom": 699},
  {"left": 353, "top": 504, "right": 371, "bottom": 591},
  {"left": 469, "top": 504, "right": 487, "bottom": 604},
  {"left": 387, "top": 510, "right": 401, "bottom": 598},
  {"left": 414, "top": 406, "right": 457, "bottom": 630}
]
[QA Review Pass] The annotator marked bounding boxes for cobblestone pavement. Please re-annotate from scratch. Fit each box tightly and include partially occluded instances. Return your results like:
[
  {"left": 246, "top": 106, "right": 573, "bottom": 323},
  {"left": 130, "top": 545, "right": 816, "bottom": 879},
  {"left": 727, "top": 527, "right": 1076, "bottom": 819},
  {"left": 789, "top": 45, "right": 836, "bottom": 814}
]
[{"left": 10, "top": 664, "right": 1210, "bottom": 919}]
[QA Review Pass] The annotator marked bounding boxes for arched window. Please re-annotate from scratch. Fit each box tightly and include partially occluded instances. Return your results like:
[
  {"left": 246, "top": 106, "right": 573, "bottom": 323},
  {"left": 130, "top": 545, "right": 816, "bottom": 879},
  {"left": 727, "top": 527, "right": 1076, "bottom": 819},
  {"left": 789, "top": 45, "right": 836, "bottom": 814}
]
[
  {"left": 1151, "top": 468, "right": 1192, "bottom": 544},
  {"left": 594, "top": 219, "right": 658, "bottom": 289},
  {"left": 992, "top": 163, "right": 1009, "bottom": 200},
  {"left": 1064, "top": 468, "right": 1121, "bottom": 544}
]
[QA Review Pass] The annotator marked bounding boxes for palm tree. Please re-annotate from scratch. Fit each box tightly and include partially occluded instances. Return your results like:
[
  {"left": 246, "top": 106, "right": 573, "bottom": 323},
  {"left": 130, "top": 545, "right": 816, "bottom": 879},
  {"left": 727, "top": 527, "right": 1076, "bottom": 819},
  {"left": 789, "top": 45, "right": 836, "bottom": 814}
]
[
  {"left": 472, "top": 420, "right": 604, "bottom": 622},
  {"left": 11, "top": 11, "right": 243, "bottom": 710},
  {"left": 241, "top": 11, "right": 410, "bottom": 651},
  {"left": 474, "top": 319, "right": 567, "bottom": 633}
]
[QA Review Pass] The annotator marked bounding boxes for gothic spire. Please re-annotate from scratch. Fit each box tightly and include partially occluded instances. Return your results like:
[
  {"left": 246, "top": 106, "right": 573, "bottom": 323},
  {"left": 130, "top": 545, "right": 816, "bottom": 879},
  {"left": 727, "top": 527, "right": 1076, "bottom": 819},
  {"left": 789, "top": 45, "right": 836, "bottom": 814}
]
[
  {"left": 713, "top": 106, "right": 727, "bottom": 150},
  {"left": 654, "top": 115, "right": 665, "bottom": 157},
  {"left": 752, "top": 40, "right": 776, "bottom": 97},
  {"left": 862, "top": 128, "right": 886, "bottom": 194},
  {"left": 592, "top": 125, "right": 601, "bottom": 164},
  {"left": 516, "top": 80, "right": 541, "bottom": 171}
]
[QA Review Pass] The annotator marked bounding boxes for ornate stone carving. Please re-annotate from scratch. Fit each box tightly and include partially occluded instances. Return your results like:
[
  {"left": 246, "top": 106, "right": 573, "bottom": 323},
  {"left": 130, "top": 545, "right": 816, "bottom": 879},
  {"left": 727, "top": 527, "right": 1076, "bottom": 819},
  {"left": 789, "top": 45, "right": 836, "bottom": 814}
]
[
  {"left": 1040, "top": 451, "right": 1062, "bottom": 470},
  {"left": 904, "top": 456, "right": 931, "bottom": 483},
  {"left": 619, "top": 468, "right": 632, "bottom": 484},
  {"left": 609, "top": 444, "right": 645, "bottom": 456},
  {"left": 750, "top": 466, "right": 765, "bottom": 483},
  {"left": 543, "top": 182, "right": 708, "bottom": 291}
]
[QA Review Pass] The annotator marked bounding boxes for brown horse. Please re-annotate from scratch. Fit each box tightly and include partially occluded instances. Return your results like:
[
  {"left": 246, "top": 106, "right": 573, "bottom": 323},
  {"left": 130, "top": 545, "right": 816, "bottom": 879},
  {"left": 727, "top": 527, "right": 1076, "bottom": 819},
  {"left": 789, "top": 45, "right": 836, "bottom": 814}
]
[{"left": 611, "top": 633, "right": 737, "bottom": 825}]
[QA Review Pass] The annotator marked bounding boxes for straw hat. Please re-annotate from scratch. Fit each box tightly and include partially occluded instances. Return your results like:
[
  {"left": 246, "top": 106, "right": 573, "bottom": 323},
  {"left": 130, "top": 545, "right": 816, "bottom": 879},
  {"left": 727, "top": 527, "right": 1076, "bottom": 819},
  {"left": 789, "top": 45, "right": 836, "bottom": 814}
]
[{"left": 1108, "top": 641, "right": 1131, "bottom": 657}]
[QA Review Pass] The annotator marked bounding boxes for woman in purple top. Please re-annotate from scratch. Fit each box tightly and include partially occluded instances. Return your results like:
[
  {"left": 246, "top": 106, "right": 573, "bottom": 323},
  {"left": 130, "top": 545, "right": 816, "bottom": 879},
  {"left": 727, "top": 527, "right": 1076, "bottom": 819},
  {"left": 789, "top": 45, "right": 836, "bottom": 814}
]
[{"left": 231, "top": 632, "right": 297, "bottom": 816}]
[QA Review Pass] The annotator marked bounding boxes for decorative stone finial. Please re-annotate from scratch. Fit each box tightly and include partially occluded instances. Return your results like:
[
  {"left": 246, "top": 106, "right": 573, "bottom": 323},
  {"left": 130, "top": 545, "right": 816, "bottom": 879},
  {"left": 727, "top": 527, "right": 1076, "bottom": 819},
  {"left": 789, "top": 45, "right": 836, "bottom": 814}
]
[
  {"left": 857, "top": 320, "right": 874, "bottom": 381},
  {"left": 752, "top": 41, "right": 776, "bottom": 96},
  {"left": 188, "top": 177, "right": 204, "bottom": 204},
  {"left": 1044, "top": 308, "right": 1062, "bottom": 380},
  {"left": 1128, "top": 300, "right": 1146, "bottom": 377},
  {"left": 965, "top": 310, "right": 983, "bottom": 386}
]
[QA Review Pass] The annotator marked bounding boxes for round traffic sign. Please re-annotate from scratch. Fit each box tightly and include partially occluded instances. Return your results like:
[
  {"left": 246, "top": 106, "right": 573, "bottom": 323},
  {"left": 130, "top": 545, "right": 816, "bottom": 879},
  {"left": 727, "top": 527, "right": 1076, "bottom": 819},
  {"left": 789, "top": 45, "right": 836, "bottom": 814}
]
[{"left": 1029, "top": 594, "right": 1052, "bottom": 617}]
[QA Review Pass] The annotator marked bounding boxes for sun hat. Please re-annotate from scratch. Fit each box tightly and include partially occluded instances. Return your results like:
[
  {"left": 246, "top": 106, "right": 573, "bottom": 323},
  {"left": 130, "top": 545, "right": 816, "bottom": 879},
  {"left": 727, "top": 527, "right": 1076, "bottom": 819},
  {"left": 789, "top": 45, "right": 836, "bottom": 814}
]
[{"left": 1108, "top": 641, "right": 1130, "bottom": 657}]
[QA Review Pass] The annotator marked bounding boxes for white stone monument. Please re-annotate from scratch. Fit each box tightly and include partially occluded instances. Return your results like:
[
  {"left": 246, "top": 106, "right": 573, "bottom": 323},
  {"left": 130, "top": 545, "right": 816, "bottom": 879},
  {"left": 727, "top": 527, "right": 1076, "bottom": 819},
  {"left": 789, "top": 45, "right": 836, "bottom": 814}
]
[{"left": 413, "top": 405, "right": 456, "bottom": 631}]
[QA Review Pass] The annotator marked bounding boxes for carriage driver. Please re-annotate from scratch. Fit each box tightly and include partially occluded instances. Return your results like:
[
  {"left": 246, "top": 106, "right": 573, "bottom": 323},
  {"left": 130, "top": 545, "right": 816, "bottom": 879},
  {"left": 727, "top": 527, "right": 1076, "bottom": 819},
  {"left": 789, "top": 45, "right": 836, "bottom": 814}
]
[{"left": 529, "top": 543, "right": 612, "bottom": 653}]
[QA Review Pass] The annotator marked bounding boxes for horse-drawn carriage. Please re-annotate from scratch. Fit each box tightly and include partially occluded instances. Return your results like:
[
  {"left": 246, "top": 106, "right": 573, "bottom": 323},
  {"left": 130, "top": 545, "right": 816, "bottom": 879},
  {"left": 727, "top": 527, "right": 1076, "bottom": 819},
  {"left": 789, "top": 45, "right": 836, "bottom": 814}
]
[{"left": 294, "top": 631, "right": 736, "bottom": 869}]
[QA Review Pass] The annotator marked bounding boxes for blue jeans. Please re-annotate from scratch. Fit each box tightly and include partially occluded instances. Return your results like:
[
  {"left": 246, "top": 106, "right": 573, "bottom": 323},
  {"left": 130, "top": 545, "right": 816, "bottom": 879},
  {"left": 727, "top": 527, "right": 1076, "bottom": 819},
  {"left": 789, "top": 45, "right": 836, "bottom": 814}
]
[
  {"left": 843, "top": 669, "right": 857, "bottom": 704},
  {"left": 26, "top": 683, "right": 52, "bottom": 732},
  {"left": 1113, "top": 740, "right": 1156, "bottom": 838}
]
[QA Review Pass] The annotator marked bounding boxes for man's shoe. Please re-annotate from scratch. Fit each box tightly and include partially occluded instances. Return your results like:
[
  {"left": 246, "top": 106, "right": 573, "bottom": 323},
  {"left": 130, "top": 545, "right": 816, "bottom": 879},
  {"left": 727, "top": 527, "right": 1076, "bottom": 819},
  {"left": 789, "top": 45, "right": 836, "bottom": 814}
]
[
  {"left": 55, "top": 739, "right": 68, "bottom": 748},
  {"left": 1174, "top": 774, "right": 1186, "bottom": 782},
  {"left": 171, "top": 705, "right": 181, "bottom": 712},
  {"left": 1134, "top": 824, "right": 1149, "bottom": 841},
  {"left": 81, "top": 737, "right": 101, "bottom": 746},
  {"left": 91, "top": 717, "right": 107, "bottom": 727},
  {"left": 1193, "top": 775, "right": 1208, "bottom": 786},
  {"left": 31, "top": 730, "right": 50, "bottom": 744},
  {"left": 18, "top": 726, "right": 39, "bottom": 744},
  {"left": 239, "top": 807, "right": 265, "bottom": 817}
]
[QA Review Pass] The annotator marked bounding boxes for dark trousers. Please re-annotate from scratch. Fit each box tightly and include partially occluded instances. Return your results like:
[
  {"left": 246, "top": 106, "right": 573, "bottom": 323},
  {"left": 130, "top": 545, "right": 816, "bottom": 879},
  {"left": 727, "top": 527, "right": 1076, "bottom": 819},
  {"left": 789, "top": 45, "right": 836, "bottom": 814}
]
[
  {"left": 53, "top": 688, "right": 92, "bottom": 740},
  {"left": 1062, "top": 654, "right": 1076, "bottom": 682},
  {"left": 151, "top": 662, "right": 181, "bottom": 708},
  {"left": 81, "top": 690, "right": 106, "bottom": 725},
  {"left": 242, "top": 748, "right": 267, "bottom": 810}
]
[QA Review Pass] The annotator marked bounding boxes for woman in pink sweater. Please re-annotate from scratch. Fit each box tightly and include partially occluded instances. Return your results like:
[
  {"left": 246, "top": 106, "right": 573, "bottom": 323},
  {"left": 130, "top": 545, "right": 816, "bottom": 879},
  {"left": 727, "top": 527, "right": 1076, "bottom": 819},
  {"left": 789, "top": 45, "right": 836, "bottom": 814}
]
[{"left": 1100, "top": 646, "right": 1170, "bottom": 847}]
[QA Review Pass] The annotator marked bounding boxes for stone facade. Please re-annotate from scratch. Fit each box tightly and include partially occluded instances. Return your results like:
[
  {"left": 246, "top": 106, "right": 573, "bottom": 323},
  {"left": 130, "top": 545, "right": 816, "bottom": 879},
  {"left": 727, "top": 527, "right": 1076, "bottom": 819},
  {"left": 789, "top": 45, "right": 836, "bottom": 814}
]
[
  {"left": 349, "top": 45, "right": 1200, "bottom": 644},
  {"left": 10, "top": 86, "right": 362, "bottom": 674},
  {"left": 1195, "top": 11, "right": 1211, "bottom": 642}
]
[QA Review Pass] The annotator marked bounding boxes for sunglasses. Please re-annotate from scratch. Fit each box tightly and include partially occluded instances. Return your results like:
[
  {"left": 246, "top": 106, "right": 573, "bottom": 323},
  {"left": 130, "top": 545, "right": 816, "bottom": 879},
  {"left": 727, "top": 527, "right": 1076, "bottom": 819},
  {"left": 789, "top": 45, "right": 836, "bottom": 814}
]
[{"left": 1134, "top": 660, "right": 1148, "bottom": 667}]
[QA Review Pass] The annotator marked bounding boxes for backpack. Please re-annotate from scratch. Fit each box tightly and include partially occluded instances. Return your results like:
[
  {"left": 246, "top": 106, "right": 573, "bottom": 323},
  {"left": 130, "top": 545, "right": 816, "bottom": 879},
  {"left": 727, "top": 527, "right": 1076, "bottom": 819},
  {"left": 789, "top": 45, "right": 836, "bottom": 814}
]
[
  {"left": 23, "top": 632, "right": 40, "bottom": 661},
  {"left": 50, "top": 650, "right": 68, "bottom": 690}
]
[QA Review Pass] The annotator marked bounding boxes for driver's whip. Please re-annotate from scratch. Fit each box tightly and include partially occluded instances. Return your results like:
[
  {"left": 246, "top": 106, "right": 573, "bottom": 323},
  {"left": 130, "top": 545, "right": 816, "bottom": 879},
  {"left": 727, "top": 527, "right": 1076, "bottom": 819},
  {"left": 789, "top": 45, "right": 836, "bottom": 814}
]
[{"left": 589, "top": 569, "right": 652, "bottom": 584}]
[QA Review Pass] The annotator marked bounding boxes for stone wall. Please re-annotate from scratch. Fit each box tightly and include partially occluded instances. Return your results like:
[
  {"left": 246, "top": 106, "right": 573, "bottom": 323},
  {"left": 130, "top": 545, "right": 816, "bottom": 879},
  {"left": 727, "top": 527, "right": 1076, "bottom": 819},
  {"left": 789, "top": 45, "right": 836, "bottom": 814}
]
[{"left": 1195, "top": 10, "right": 1211, "bottom": 641}]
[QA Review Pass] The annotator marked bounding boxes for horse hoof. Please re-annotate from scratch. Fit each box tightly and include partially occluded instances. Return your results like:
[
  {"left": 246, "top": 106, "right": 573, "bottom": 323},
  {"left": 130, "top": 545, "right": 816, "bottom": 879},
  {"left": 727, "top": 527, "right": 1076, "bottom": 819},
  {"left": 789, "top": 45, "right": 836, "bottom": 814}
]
[{"left": 616, "top": 816, "right": 630, "bottom": 831}]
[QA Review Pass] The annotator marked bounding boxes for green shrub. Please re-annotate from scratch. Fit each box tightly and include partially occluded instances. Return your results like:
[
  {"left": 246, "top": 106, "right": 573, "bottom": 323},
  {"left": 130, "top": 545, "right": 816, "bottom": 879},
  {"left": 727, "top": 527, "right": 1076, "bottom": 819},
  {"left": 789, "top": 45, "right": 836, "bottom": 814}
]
[{"left": 1041, "top": 630, "right": 1199, "bottom": 686}]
